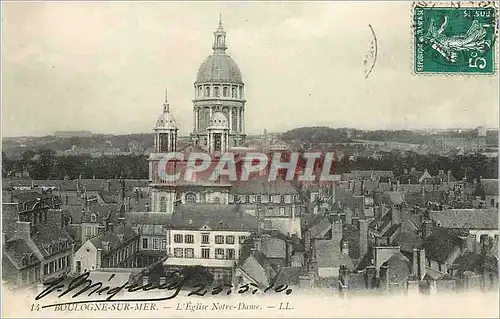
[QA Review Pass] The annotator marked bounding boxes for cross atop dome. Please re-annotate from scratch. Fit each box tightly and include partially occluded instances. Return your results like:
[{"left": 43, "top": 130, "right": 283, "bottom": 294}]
[{"left": 213, "top": 14, "right": 227, "bottom": 53}]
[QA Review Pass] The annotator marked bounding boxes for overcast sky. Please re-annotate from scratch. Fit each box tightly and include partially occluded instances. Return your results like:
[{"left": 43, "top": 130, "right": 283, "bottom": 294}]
[{"left": 2, "top": 1, "right": 499, "bottom": 137}]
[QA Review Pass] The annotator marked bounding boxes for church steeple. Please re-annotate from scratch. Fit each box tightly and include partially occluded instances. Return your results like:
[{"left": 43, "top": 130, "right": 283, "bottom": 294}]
[
  {"left": 213, "top": 14, "right": 227, "bottom": 53},
  {"left": 163, "top": 88, "right": 169, "bottom": 113}
]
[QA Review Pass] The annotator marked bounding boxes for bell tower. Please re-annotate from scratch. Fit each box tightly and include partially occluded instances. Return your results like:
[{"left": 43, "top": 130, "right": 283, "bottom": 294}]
[{"left": 148, "top": 88, "right": 178, "bottom": 213}]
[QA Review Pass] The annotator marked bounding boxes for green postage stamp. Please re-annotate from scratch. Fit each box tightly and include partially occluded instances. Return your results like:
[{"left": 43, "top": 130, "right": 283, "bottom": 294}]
[{"left": 413, "top": 2, "right": 497, "bottom": 74}]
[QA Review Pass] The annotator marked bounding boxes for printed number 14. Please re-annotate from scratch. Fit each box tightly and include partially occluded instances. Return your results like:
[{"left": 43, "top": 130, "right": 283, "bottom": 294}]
[{"left": 30, "top": 304, "right": 40, "bottom": 312}]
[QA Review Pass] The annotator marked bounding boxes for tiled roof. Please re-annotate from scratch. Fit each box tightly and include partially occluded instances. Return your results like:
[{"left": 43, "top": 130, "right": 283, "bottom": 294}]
[
  {"left": 341, "top": 224, "right": 361, "bottom": 260},
  {"left": 261, "top": 235, "right": 286, "bottom": 259},
  {"left": 393, "top": 231, "right": 422, "bottom": 252},
  {"left": 309, "top": 217, "right": 331, "bottom": 239},
  {"left": 379, "top": 191, "right": 405, "bottom": 206},
  {"left": 230, "top": 175, "right": 298, "bottom": 195},
  {"left": 171, "top": 204, "right": 258, "bottom": 231},
  {"left": 89, "top": 224, "right": 138, "bottom": 252},
  {"left": 314, "top": 240, "right": 354, "bottom": 269},
  {"left": 342, "top": 170, "right": 394, "bottom": 181},
  {"left": 2, "top": 204, "right": 20, "bottom": 239},
  {"left": 429, "top": 209, "right": 498, "bottom": 230},
  {"left": 125, "top": 212, "right": 172, "bottom": 226},
  {"left": 238, "top": 250, "right": 277, "bottom": 287},
  {"left": 3, "top": 239, "right": 40, "bottom": 269},
  {"left": 422, "top": 228, "right": 463, "bottom": 263},
  {"left": 424, "top": 267, "right": 451, "bottom": 281},
  {"left": 272, "top": 267, "right": 302, "bottom": 286},
  {"left": 10, "top": 191, "right": 43, "bottom": 203},
  {"left": 30, "top": 222, "right": 75, "bottom": 257}
]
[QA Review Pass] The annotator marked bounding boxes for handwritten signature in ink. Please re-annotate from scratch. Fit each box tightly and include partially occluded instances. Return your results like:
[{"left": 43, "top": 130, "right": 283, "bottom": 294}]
[{"left": 35, "top": 271, "right": 292, "bottom": 309}]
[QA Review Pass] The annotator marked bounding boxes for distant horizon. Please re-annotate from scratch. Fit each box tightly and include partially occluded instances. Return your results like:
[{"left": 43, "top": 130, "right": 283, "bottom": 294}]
[
  {"left": 2, "top": 2, "right": 498, "bottom": 138},
  {"left": 2, "top": 125, "right": 498, "bottom": 139}
]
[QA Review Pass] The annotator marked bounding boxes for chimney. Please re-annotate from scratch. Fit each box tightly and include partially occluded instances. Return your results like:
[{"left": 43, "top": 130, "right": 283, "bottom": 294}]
[
  {"left": 391, "top": 207, "right": 401, "bottom": 224},
  {"left": 101, "top": 241, "right": 110, "bottom": 252},
  {"left": 47, "top": 209, "right": 64, "bottom": 229},
  {"left": 379, "top": 265, "right": 389, "bottom": 291},
  {"left": 466, "top": 234, "right": 477, "bottom": 253},
  {"left": 359, "top": 219, "right": 369, "bottom": 258},
  {"left": 447, "top": 170, "right": 452, "bottom": 183},
  {"left": 331, "top": 221, "right": 343, "bottom": 246},
  {"left": 254, "top": 236, "right": 262, "bottom": 252},
  {"left": 396, "top": 180, "right": 400, "bottom": 191},
  {"left": 341, "top": 240, "right": 349, "bottom": 255},
  {"left": 365, "top": 265, "right": 376, "bottom": 289},
  {"left": 351, "top": 216, "right": 360, "bottom": 228},
  {"left": 421, "top": 219, "right": 433, "bottom": 239},
  {"left": 418, "top": 249, "right": 426, "bottom": 280},
  {"left": 15, "top": 221, "right": 32, "bottom": 239},
  {"left": 412, "top": 248, "right": 419, "bottom": 277}
]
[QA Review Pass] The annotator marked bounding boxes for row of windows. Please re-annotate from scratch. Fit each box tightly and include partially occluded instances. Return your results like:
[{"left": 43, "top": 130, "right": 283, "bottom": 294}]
[
  {"left": 109, "top": 242, "right": 138, "bottom": 267},
  {"left": 185, "top": 193, "right": 222, "bottom": 204},
  {"left": 174, "top": 234, "right": 194, "bottom": 243},
  {"left": 43, "top": 255, "right": 71, "bottom": 276},
  {"left": 142, "top": 237, "right": 168, "bottom": 250},
  {"left": 174, "top": 248, "right": 237, "bottom": 260},
  {"left": 229, "top": 194, "right": 297, "bottom": 204},
  {"left": 196, "top": 85, "right": 243, "bottom": 99},
  {"left": 172, "top": 233, "right": 246, "bottom": 245}
]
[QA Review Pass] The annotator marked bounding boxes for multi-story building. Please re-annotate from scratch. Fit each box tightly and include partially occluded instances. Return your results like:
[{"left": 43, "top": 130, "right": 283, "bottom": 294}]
[
  {"left": 73, "top": 223, "right": 139, "bottom": 273},
  {"left": 125, "top": 212, "right": 171, "bottom": 267},
  {"left": 164, "top": 204, "right": 257, "bottom": 281},
  {"left": 2, "top": 191, "right": 75, "bottom": 288}
]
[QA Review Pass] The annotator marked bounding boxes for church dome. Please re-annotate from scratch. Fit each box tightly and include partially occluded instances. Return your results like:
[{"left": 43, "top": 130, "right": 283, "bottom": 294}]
[
  {"left": 209, "top": 112, "right": 229, "bottom": 129},
  {"left": 155, "top": 89, "right": 177, "bottom": 130},
  {"left": 195, "top": 17, "right": 243, "bottom": 85},
  {"left": 196, "top": 54, "right": 242, "bottom": 84},
  {"left": 156, "top": 111, "right": 177, "bottom": 129}
]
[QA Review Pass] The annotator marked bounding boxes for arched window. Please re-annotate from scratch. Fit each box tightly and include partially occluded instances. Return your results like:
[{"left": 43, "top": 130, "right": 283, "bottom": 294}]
[
  {"left": 217, "top": 35, "right": 223, "bottom": 46},
  {"left": 214, "top": 86, "right": 220, "bottom": 97},
  {"left": 223, "top": 87, "right": 228, "bottom": 97},
  {"left": 198, "top": 86, "right": 203, "bottom": 97},
  {"left": 205, "top": 86, "right": 211, "bottom": 97},
  {"left": 185, "top": 193, "right": 196, "bottom": 204},
  {"left": 160, "top": 197, "right": 167, "bottom": 212},
  {"left": 232, "top": 86, "right": 237, "bottom": 98}
]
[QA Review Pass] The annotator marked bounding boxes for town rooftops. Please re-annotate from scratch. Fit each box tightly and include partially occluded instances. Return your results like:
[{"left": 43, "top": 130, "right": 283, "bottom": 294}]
[
  {"left": 429, "top": 208, "right": 498, "bottom": 230},
  {"left": 342, "top": 170, "right": 394, "bottom": 181},
  {"left": 3, "top": 239, "right": 40, "bottom": 269},
  {"left": 89, "top": 224, "right": 138, "bottom": 253},
  {"left": 125, "top": 212, "right": 172, "bottom": 226},
  {"left": 314, "top": 240, "right": 354, "bottom": 269}
]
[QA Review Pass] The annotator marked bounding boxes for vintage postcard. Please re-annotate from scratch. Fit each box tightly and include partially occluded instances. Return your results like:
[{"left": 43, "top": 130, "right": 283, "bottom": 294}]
[{"left": 1, "top": 1, "right": 499, "bottom": 318}]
